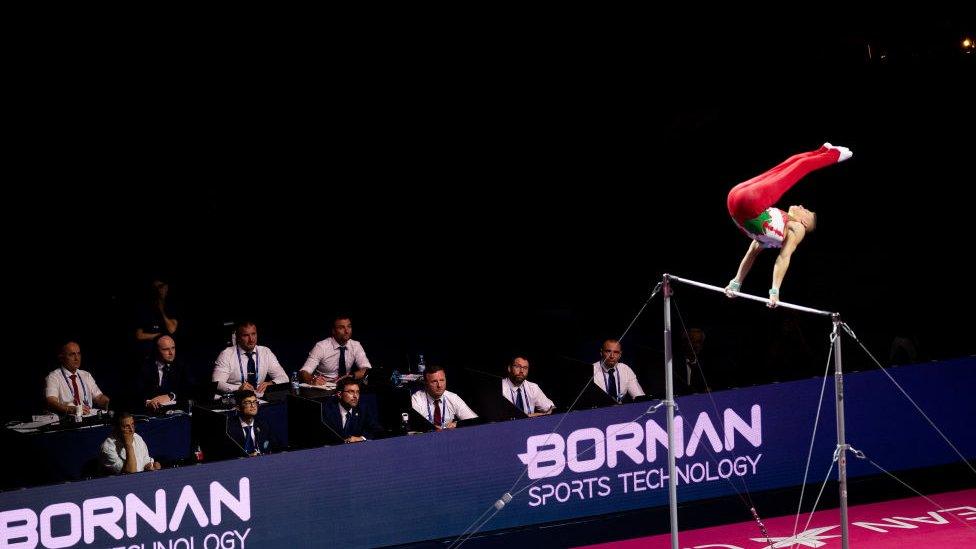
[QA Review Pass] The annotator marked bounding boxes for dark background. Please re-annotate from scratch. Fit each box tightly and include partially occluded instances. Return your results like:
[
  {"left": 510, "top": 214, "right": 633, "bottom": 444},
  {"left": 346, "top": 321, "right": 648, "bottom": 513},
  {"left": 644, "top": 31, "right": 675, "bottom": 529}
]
[{"left": 7, "top": 13, "right": 973, "bottom": 421}]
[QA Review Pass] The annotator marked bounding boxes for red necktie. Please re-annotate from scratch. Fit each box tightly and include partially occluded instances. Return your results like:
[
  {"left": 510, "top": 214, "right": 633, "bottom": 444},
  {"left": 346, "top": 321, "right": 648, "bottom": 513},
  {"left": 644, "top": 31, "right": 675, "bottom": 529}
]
[
  {"left": 70, "top": 374, "right": 81, "bottom": 406},
  {"left": 433, "top": 399, "right": 442, "bottom": 426}
]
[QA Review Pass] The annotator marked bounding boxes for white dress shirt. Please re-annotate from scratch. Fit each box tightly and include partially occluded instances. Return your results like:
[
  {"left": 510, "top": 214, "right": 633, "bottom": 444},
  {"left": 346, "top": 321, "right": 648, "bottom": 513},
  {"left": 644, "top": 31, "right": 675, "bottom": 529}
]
[
  {"left": 591, "top": 362, "right": 645, "bottom": 401},
  {"left": 213, "top": 345, "right": 289, "bottom": 392},
  {"left": 100, "top": 433, "right": 153, "bottom": 474},
  {"left": 301, "top": 337, "right": 372, "bottom": 380},
  {"left": 45, "top": 367, "right": 104, "bottom": 409},
  {"left": 501, "top": 378, "right": 554, "bottom": 414},
  {"left": 411, "top": 390, "right": 478, "bottom": 427}
]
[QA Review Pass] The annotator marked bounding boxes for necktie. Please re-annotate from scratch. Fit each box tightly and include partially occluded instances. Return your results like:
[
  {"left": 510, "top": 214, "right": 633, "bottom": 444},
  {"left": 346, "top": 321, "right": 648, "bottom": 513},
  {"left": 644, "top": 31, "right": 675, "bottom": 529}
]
[
  {"left": 433, "top": 399, "right": 442, "bottom": 427},
  {"left": 160, "top": 363, "right": 172, "bottom": 393},
  {"left": 338, "top": 346, "right": 347, "bottom": 376},
  {"left": 515, "top": 387, "right": 525, "bottom": 413},
  {"left": 246, "top": 352, "right": 257, "bottom": 386},
  {"left": 243, "top": 425, "right": 255, "bottom": 454},
  {"left": 70, "top": 374, "right": 81, "bottom": 406},
  {"left": 607, "top": 369, "right": 618, "bottom": 403}
]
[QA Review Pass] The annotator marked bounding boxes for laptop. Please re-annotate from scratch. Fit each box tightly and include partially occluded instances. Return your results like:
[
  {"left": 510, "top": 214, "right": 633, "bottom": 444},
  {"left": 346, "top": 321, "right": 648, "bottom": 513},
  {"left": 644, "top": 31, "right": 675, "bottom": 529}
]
[
  {"left": 192, "top": 406, "right": 243, "bottom": 461},
  {"left": 194, "top": 381, "right": 221, "bottom": 404},
  {"left": 576, "top": 381, "right": 620, "bottom": 409},
  {"left": 260, "top": 381, "right": 292, "bottom": 404},
  {"left": 471, "top": 389, "right": 528, "bottom": 422},
  {"left": 287, "top": 394, "right": 344, "bottom": 448},
  {"left": 405, "top": 407, "right": 436, "bottom": 433}
]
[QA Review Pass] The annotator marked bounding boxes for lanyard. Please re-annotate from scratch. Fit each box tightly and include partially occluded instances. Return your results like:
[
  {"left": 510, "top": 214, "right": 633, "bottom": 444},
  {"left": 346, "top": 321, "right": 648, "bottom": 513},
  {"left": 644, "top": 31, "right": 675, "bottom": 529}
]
[
  {"left": 236, "top": 347, "right": 260, "bottom": 385},
  {"left": 60, "top": 368, "right": 89, "bottom": 406},
  {"left": 426, "top": 394, "right": 450, "bottom": 428}
]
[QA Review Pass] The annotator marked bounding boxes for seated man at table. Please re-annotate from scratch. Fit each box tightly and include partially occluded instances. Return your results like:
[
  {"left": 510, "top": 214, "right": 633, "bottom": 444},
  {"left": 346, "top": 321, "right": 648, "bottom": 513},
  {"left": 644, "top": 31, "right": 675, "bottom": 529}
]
[
  {"left": 99, "top": 412, "right": 162, "bottom": 474},
  {"left": 139, "top": 334, "right": 191, "bottom": 412},
  {"left": 213, "top": 321, "right": 289, "bottom": 393},
  {"left": 592, "top": 339, "right": 645, "bottom": 403},
  {"left": 300, "top": 315, "right": 373, "bottom": 386},
  {"left": 45, "top": 341, "right": 111, "bottom": 416},
  {"left": 323, "top": 378, "right": 384, "bottom": 443},
  {"left": 502, "top": 356, "right": 554, "bottom": 417},
  {"left": 227, "top": 389, "right": 277, "bottom": 456},
  {"left": 411, "top": 365, "right": 477, "bottom": 430}
]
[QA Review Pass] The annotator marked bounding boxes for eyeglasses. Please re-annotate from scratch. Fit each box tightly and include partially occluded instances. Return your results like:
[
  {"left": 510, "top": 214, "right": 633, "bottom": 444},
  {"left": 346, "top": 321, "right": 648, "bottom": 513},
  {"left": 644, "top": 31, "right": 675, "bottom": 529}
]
[{"left": 241, "top": 400, "right": 259, "bottom": 406}]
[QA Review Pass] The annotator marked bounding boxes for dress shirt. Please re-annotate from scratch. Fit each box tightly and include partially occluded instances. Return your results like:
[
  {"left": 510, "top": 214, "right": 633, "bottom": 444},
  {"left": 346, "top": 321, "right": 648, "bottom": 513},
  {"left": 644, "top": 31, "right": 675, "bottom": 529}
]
[
  {"left": 213, "top": 345, "right": 289, "bottom": 392},
  {"left": 501, "top": 378, "right": 554, "bottom": 414},
  {"left": 591, "top": 362, "right": 645, "bottom": 400},
  {"left": 411, "top": 390, "right": 477, "bottom": 427},
  {"left": 100, "top": 433, "right": 153, "bottom": 474},
  {"left": 45, "top": 367, "right": 104, "bottom": 409},
  {"left": 301, "top": 337, "right": 372, "bottom": 380}
]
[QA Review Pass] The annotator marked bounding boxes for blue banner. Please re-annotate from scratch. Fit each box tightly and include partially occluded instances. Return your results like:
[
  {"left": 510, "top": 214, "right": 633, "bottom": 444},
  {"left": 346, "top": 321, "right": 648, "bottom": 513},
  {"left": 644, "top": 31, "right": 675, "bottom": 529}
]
[{"left": 2, "top": 357, "right": 973, "bottom": 548}]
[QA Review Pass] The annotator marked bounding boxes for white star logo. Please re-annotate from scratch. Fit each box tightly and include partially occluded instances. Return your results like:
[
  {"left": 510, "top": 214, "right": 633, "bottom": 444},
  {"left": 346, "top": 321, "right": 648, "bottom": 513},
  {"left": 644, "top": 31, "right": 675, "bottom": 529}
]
[{"left": 751, "top": 525, "right": 841, "bottom": 548}]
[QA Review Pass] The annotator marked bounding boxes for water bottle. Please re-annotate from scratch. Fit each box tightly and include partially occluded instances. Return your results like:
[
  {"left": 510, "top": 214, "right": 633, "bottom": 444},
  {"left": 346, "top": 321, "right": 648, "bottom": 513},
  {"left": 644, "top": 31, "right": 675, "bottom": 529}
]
[
  {"left": 74, "top": 403, "right": 83, "bottom": 423},
  {"left": 291, "top": 371, "right": 300, "bottom": 393},
  {"left": 400, "top": 412, "right": 410, "bottom": 435},
  {"left": 417, "top": 354, "right": 426, "bottom": 375}
]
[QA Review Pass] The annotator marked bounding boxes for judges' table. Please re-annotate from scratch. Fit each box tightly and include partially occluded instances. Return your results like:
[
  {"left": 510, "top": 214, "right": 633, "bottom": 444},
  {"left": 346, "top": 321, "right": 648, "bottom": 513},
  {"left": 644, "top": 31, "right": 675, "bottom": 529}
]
[
  {"left": 1, "top": 358, "right": 972, "bottom": 548},
  {"left": 1, "top": 413, "right": 191, "bottom": 489}
]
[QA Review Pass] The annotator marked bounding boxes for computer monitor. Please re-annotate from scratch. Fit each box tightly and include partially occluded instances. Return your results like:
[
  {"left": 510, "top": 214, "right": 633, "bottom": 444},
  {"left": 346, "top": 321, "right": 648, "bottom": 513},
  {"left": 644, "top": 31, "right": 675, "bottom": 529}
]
[
  {"left": 287, "top": 394, "right": 344, "bottom": 448},
  {"left": 192, "top": 405, "right": 244, "bottom": 462}
]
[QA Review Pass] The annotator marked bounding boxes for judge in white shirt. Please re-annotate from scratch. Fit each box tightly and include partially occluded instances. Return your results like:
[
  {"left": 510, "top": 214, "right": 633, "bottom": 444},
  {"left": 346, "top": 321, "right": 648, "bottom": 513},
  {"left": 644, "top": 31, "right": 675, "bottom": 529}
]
[
  {"left": 592, "top": 339, "right": 645, "bottom": 403},
  {"left": 100, "top": 412, "right": 161, "bottom": 474},
  {"left": 501, "top": 356, "right": 554, "bottom": 416},
  {"left": 411, "top": 364, "right": 477, "bottom": 430},
  {"left": 300, "top": 316, "right": 372, "bottom": 385},
  {"left": 212, "top": 321, "right": 289, "bottom": 393},
  {"left": 45, "top": 341, "right": 110, "bottom": 415}
]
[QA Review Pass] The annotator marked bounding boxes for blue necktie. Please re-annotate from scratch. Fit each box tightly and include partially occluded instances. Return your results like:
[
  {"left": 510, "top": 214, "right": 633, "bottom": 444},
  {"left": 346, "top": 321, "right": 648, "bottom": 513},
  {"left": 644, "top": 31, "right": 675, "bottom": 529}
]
[
  {"left": 338, "top": 346, "right": 347, "bottom": 376},
  {"left": 515, "top": 387, "right": 525, "bottom": 413},
  {"left": 607, "top": 369, "right": 618, "bottom": 403},
  {"left": 243, "top": 425, "right": 255, "bottom": 454},
  {"left": 246, "top": 352, "right": 257, "bottom": 386}
]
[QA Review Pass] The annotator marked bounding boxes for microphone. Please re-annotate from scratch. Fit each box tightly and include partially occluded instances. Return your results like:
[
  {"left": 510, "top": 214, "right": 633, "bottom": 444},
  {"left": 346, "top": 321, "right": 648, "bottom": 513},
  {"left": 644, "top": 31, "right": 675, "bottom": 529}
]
[
  {"left": 319, "top": 403, "right": 350, "bottom": 443},
  {"left": 226, "top": 420, "right": 250, "bottom": 457}
]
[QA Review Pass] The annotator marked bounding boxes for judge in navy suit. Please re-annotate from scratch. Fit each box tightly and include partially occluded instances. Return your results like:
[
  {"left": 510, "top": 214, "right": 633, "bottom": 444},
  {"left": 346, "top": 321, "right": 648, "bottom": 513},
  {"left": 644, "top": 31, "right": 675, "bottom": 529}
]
[
  {"left": 322, "top": 378, "right": 384, "bottom": 444},
  {"left": 227, "top": 390, "right": 278, "bottom": 456},
  {"left": 138, "top": 335, "right": 191, "bottom": 412}
]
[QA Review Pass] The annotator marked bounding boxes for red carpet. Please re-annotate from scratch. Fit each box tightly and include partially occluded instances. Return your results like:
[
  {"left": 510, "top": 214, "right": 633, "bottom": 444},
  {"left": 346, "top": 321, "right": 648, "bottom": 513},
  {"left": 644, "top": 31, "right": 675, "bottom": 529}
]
[{"left": 577, "top": 488, "right": 976, "bottom": 548}]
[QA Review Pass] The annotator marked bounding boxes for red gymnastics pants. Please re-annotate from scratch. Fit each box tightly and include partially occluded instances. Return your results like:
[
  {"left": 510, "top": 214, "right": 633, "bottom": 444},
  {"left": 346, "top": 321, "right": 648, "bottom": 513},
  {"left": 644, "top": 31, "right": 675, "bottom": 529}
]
[{"left": 726, "top": 145, "right": 842, "bottom": 223}]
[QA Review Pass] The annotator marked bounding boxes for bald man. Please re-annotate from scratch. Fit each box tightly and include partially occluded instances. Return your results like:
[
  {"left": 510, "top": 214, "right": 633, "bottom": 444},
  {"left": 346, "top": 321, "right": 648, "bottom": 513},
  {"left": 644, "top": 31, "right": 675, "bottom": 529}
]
[
  {"left": 45, "top": 341, "right": 110, "bottom": 415},
  {"left": 140, "top": 334, "right": 191, "bottom": 411}
]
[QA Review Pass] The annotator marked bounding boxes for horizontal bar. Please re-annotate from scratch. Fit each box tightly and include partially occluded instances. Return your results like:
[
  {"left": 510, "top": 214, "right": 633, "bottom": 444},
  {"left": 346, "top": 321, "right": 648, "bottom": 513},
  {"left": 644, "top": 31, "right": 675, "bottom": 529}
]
[{"left": 664, "top": 274, "right": 836, "bottom": 317}]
